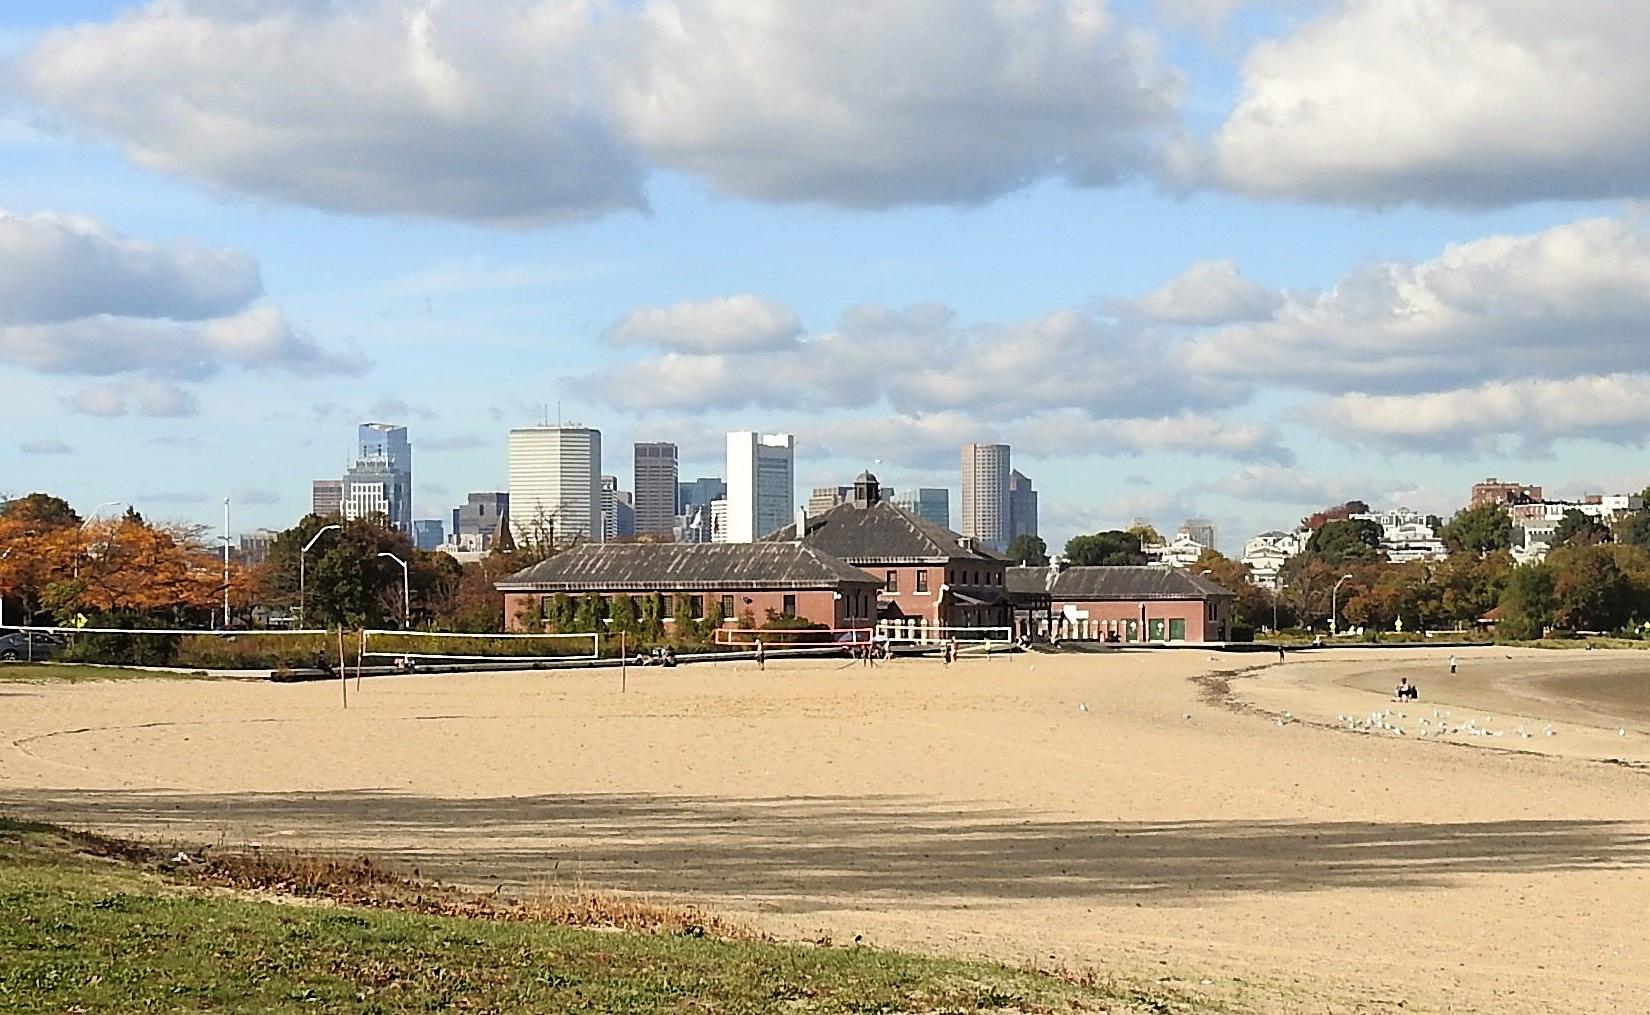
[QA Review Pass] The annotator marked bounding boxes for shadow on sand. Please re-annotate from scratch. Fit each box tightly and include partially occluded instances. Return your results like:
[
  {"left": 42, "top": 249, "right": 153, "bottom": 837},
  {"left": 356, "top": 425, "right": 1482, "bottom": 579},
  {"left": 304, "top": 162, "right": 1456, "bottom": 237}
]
[{"left": 6, "top": 789, "right": 1647, "bottom": 911}]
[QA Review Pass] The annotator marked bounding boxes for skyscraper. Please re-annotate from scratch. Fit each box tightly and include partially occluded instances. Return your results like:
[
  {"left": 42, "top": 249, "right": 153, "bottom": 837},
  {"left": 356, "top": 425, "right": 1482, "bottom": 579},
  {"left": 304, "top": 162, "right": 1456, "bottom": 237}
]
[
  {"left": 725, "top": 431, "right": 795, "bottom": 542},
  {"left": 343, "top": 423, "right": 412, "bottom": 533},
  {"left": 452, "top": 492, "right": 509, "bottom": 551},
  {"left": 892, "top": 488, "right": 951, "bottom": 530},
  {"left": 508, "top": 425, "right": 602, "bottom": 548},
  {"left": 412, "top": 519, "right": 445, "bottom": 550},
  {"left": 311, "top": 479, "right": 343, "bottom": 517},
  {"left": 632, "top": 442, "right": 678, "bottom": 537},
  {"left": 961, "top": 443, "right": 1011, "bottom": 551},
  {"left": 1008, "top": 470, "right": 1038, "bottom": 542},
  {"left": 600, "top": 475, "right": 635, "bottom": 541}
]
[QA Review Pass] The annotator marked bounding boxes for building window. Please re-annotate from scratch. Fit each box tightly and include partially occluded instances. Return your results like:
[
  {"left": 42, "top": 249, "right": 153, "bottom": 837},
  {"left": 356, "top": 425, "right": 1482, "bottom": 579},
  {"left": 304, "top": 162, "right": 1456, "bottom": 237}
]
[
  {"left": 691, "top": 595, "right": 703, "bottom": 619},
  {"left": 885, "top": 571, "right": 898, "bottom": 593},
  {"left": 783, "top": 594, "right": 797, "bottom": 617},
  {"left": 721, "top": 594, "right": 735, "bottom": 619},
  {"left": 661, "top": 596, "right": 673, "bottom": 619},
  {"left": 916, "top": 571, "right": 929, "bottom": 593}
]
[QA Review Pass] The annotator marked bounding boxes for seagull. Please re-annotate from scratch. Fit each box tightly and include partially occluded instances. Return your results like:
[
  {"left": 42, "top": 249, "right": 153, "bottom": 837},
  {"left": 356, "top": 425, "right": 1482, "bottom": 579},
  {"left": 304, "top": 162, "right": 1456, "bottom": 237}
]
[
  {"left": 1619, "top": 729, "right": 1628, "bottom": 737},
  {"left": 1184, "top": 713, "right": 1192, "bottom": 720},
  {"left": 1078, "top": 703, "right": 1089, "bottom": 713}
]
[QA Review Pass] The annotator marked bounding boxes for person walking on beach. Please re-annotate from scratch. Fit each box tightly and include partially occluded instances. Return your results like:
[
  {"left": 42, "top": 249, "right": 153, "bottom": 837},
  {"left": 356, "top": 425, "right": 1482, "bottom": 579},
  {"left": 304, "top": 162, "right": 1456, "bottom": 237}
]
[
  {"left": 1448, "top": 654, "right": 1457, "bottom": 675},
  {"left": 1276, "top": 644, "right": 1286, "bottom": 663},
  {"left": 754, "top": 637, "right": 765, "bottom": 672}
]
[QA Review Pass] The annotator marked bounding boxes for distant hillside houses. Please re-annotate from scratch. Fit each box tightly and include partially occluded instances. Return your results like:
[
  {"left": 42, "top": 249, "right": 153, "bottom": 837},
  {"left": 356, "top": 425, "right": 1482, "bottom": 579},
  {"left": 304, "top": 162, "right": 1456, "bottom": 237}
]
[
  {"left": 1509, "top": 493, "right": 1643, "bottom": 564},
  {"left": 1240, "top": 531, "right": 1304, "bottom": 589}
]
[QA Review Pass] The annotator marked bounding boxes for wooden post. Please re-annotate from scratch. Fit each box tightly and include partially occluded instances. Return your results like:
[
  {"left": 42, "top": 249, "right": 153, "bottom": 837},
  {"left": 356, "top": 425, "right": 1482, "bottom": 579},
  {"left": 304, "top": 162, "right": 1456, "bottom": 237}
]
[
  {"left": 356, "top": 628, "right": 365, "bottom": 692},
  {"left": 337, "top": 627, "right": 347, "bottom": 709},
  {"left": 620, "top": 631, "right": 627, "bottom": 694}
]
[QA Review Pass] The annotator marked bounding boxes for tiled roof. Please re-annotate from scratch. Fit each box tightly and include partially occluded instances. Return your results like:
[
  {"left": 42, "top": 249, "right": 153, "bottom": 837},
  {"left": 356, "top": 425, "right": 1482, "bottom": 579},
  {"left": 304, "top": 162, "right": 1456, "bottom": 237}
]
[
  {"left": 767, "top": 500, "right": 1007, "bottom": 563},
  {"left": 1007, "top": 566, "right": 1235, "bottom": 601},
  {"left": 496, "top": 542, "right": 882, "bottom": 592}
]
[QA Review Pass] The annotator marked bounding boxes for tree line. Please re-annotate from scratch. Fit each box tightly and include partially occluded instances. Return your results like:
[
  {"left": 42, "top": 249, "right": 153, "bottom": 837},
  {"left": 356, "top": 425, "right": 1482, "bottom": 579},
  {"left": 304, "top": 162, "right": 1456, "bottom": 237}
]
[{"left": 1053, "top": 494, "right": 1650, "bottom": 639}]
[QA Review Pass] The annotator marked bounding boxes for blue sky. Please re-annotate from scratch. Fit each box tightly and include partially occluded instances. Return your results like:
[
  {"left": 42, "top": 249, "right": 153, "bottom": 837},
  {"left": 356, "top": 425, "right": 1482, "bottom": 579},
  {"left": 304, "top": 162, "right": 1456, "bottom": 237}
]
[{"left": 4, "top": 0, "right": 1650, "bottom": 553}]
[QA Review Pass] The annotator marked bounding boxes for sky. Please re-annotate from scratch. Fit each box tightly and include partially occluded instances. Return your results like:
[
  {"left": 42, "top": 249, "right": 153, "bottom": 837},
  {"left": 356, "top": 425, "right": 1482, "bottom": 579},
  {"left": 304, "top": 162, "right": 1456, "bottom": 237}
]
[{"left": 3, "top": 0, "right": 1650, "bottom": 554}]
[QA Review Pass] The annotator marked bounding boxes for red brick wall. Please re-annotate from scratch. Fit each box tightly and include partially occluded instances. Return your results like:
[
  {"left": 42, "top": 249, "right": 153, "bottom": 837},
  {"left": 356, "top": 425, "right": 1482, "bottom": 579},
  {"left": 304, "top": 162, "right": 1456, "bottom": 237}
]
[
  {"left": 1052, "top": 598, "right": 1232, "bottom": 642},
  {"left": 873, "top": 560, "right": 1007, "bottom": 627}
]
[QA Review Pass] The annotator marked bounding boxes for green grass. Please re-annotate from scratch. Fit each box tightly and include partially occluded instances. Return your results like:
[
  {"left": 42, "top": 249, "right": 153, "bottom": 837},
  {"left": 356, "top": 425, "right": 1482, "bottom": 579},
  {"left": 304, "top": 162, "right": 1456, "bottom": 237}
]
[
  {"left": 0, "top": 819, "right": 1206, "bottom": 1014},
  {"left": 0, "top": 663, "right": 206, "bottom": 682}
]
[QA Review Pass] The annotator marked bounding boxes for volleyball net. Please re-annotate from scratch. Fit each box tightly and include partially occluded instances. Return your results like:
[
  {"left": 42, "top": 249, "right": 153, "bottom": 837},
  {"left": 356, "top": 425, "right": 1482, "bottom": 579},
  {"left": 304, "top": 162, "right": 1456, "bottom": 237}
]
[
  {"left": 359, "top": 629, "right": 601, "bottom": 666},
  {"left": 712, "top": 626, "right": 873, "bottom": 648},
  {"left": 0, "top": 625, "right": 331, "bottom": 668},
  {"left": 875, "top": 624, "right": 1015, "bottom": 646}
]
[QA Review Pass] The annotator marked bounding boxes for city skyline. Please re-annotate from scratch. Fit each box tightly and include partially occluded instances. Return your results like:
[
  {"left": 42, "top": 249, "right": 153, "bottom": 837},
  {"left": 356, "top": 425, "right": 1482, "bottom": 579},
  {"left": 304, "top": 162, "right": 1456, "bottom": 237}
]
[{"left": 6, "top": 3, "right": 1650, "bottom": 555}]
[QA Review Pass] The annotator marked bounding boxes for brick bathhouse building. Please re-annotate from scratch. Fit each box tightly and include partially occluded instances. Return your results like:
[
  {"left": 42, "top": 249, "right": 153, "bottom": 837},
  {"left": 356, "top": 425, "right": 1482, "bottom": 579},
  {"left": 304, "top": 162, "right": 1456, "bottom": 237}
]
[
  {"left": 766, "top": 473, "right": 1013, "bottom": 638},
  {"left": 496, "top": 542, "right": 882, "bottom": 634},
  {"left": 1008, "top": 566, "right": 1235, "bottom": 643}
]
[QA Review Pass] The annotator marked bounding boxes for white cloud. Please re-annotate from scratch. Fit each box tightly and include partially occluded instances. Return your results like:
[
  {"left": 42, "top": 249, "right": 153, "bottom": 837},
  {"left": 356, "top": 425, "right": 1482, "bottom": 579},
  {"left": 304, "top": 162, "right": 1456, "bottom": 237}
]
[
  {"left": 1, "top": 304, "right": 363, "bottom": 379},
  {"left": 581, "top": 301, "right": 1247, "bottom": 423},
  {"left": 19, "top": 439, "right": 71, "bottom": 455},
  {"left": 11, "top": 0, "right": 1180, "bottom": 220},
  {"left": 604, "top": 295, "right": 802, "bottom": 353},
  {"left": 0, "top": 210, "right": 362, "bottom": 382},
  {"left": 231, "top": 487, "right": 281, "bottom": 505},
  {"left": 1214, "top": 1, "right": 1650, "bottom": 206},
  {"left": 1132, "top": 258, "right": 1280, "bottom": 324},
  {"left": 10, "top": 0, "right": 643, "bottom": 225},
  {"left": 1214, "top": 464, "right": 1355, "bottom": 505},
  {"left": 1182, "top": 216, "right": 1650, "bottom": 393},
  {"left": 1316, "top": 373, "right": 1650, "bottom": 451},
  {"left": 69, "top": 378, "right": 199, "bottom": 418},
  {"left": 0, "top": 210, "right": 259, "bottom": 324},
  {"left": 613, "top": 0, "right": 1181, "bottom": 207}
]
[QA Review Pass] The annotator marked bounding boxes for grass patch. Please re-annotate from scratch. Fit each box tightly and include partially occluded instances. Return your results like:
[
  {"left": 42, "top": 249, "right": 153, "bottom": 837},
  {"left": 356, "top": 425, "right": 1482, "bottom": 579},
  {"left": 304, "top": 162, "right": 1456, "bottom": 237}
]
[
  {"left": 0, "top": 818, "right": 1209, "bottom": 1014},
  {"left": 0, "top": 663, "right": 206, "bottom": 683}
]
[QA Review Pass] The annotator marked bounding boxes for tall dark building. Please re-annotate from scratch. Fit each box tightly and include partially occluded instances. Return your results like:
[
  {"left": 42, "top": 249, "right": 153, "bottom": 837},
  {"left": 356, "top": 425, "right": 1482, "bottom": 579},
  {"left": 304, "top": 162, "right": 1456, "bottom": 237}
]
[
  {"left": 1007, "top": 469, "right": 1038, "bottom": 542},
  {"left": 633, "top": 442, "right": 679, "bottom": 537}
]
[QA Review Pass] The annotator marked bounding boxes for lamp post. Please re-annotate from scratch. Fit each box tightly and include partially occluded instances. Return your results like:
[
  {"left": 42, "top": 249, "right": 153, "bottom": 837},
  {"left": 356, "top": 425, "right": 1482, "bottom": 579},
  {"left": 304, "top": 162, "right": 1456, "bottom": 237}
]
[
  {"left": 1331, "top": 573, "right": 1354, "bottom": 636},
  {"left": 73, "top": 502, "right": 124, "bottom": 579},
  {"left": 378, "top": 552, "right": 411, "bottom": 631},
  {"left": 0, "top": 531, "right": 39, "bottom": 631},
  {"left": 298, "top": 524, "right": 341, "bottom": 627}
]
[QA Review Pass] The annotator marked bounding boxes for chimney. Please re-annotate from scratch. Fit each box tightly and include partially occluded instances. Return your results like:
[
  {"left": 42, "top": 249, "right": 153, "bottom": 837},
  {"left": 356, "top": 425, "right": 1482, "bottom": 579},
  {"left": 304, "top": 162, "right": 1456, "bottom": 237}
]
[{"left": 794, "top": 505, "right": 808, "bottom": 540}]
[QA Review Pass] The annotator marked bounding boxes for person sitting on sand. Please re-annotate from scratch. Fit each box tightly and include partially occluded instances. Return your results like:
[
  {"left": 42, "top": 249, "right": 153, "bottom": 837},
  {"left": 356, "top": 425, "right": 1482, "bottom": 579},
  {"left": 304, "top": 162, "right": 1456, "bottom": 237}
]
[
  {"left": 1394, "top": 677, "right": 1419, "bottom": 701},
  {"left": 661, "top": 646, "right": 677, "bottom": 668}
]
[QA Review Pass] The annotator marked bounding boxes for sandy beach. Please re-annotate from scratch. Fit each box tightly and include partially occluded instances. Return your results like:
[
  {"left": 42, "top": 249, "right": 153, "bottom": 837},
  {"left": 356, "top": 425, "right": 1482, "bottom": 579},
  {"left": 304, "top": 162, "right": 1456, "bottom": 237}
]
[{"left": 3, "top": 647, "right": 1649, "bottom": 1013}]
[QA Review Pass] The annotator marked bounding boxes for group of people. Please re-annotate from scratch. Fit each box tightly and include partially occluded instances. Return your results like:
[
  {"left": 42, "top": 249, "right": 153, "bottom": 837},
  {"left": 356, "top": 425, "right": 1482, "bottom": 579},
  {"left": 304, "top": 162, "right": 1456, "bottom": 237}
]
[{"left": 633, "top": 646, "right": 678, "bottom": 668}]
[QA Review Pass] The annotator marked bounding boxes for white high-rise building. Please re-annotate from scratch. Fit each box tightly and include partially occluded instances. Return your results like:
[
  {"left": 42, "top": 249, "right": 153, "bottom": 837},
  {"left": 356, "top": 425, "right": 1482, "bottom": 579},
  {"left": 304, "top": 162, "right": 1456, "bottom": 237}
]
[
  {"left": 961, "top": 443, "right": 1011, "bottom": 551},
  {"left": 507, "top": 425, "right": 602, "bottom": 548},
  {"left": 725, "top": 431, "right": 795, "bottom": 542}
]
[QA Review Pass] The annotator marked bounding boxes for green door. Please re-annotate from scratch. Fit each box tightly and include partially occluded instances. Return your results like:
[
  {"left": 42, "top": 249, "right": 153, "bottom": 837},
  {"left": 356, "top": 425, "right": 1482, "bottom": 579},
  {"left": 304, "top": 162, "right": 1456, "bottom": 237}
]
[
  {"left": 1125, "top": 619, "right": 1139, "bottom": 642},
  {"left": 1168, "top": 618, "right": 1187, "bottom": 642},
  {"left": 1148, "top": 618, "right": 1166, "bottom": 641}
]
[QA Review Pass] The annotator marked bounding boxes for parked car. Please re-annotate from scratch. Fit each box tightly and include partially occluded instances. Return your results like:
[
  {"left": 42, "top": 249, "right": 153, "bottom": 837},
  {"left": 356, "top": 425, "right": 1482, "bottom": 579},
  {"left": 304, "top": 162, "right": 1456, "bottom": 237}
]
[{"left": 0, "top": 631, "right": 65, "bottom": 661}]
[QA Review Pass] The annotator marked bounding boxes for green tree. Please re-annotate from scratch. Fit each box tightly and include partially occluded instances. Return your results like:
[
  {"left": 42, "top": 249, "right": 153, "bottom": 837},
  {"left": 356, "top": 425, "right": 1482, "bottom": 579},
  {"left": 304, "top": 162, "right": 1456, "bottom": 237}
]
[
  {"left": 1553, "top": 509, "right": 1611, "bottom": 547},
  {"left": 1439, "top": 504, "right": 1514, "bottom": 556},
  {"left": 1304, "top": 518, "right": 1385, "bottom": 566},
  {"left": 262, "top": 515, "right": 454, "bottom": 628},
  {"left": 573, "top": 591, "right": 608, "bottom": 632},
  {"left": 608, "top": 594, "right": 639, "bottom": 638},
  {"left": 1005, "top": 534, "right": 1049, "bottom": 566},
  {"left": 543, "top": 593, "right": 575, "bottom": 632},
  {"left": 1547, "top": 545, "right": 1637, "bottom": 632},
  {"left": 639, "top": 592, "right": 666, "bottom": 641},
  {"left": 1063, "top": 530, "right": 1145, "bottom": 566},
  {"left": 1496, "top": 563, "right": 1554, "bottom": 640},
  {"left": 1615, "top": 510, "right": 1650, "bottom": 552}
]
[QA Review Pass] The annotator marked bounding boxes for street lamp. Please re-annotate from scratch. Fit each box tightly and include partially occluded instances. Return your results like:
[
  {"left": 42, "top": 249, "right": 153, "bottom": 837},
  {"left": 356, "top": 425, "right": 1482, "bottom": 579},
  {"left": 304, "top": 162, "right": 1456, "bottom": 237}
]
[
  {"left": 377, "top": 552, "right": 411, "bottom": 631},
  {"left": 1331, "top": 573, "right": 1354, "bottom": 636},
  {"left": 298, "top": 524, "right": 341, "bottom": 627},
  {"left": 0, "top": 531, "right": 38, "bottom": 631},
  {"left": 74, "top": 502, "right": 124, "bottom": 579}
]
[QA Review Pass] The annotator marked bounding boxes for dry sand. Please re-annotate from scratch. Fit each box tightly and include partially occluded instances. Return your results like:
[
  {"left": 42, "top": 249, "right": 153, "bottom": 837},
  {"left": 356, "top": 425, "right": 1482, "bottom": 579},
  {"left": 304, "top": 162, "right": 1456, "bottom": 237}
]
[{"left": 3, "top": 646, "right": 1649, "bottom": 1013}]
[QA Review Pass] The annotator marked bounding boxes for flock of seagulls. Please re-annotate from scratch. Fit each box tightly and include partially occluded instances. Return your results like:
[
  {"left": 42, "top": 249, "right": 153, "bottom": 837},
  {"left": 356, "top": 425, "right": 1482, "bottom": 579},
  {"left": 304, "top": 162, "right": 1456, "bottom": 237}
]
[{"left": 1325, "top": 706, "right": 1623, "bottom": 742}]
